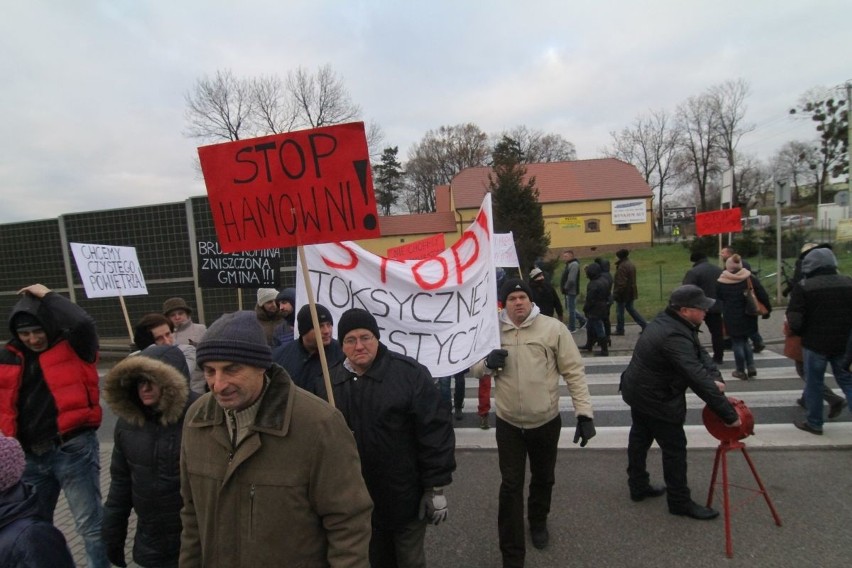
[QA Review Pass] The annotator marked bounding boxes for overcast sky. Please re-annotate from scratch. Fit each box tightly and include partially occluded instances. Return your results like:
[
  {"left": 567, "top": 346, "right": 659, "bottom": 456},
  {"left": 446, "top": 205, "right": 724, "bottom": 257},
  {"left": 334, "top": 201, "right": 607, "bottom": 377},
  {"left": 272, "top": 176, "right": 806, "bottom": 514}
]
[{"left": 1, "top": 1, "right": 849, "bottom": 223}]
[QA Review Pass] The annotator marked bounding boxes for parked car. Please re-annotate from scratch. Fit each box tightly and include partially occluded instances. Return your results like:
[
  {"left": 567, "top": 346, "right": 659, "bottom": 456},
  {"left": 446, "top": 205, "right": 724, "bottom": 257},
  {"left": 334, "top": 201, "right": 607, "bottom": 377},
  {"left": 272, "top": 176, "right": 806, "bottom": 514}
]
[{"left": 781, "top": 214, "right": 814, "bottom": 228}]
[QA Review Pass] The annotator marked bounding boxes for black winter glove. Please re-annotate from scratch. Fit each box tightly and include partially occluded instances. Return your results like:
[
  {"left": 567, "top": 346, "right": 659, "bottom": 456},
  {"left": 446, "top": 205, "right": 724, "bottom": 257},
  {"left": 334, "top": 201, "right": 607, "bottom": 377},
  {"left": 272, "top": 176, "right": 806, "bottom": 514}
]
[
  {"left": 573, "top": 416, "right": 596, "bottom": 447},
  {"left": 485, "top": 349, "right": 509, "bottom": 371},
  {"left": 761, "top": 313, "right": 771, "bottom": 320},
  {"left": 106, "top": 543, "right": 127, "bottom": 567}
]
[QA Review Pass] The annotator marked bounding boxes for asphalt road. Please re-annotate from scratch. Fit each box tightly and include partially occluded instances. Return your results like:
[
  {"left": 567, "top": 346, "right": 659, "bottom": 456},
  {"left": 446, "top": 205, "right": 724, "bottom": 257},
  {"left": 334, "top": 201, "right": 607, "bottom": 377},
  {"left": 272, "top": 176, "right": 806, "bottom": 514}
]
[{"left": 424, "top": 447, "right": 852, "bottom": 568}]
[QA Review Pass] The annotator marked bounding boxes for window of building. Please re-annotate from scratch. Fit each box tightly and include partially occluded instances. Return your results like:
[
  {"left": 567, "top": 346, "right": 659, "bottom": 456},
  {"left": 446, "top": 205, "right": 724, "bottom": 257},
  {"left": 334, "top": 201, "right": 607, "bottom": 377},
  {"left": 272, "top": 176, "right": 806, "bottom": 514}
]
[
  {"left": 585, "top": 219, "right": 600, "bottom": 232},
  {"left": 616, "top": 224, "right": 631, "bottom": 231}
]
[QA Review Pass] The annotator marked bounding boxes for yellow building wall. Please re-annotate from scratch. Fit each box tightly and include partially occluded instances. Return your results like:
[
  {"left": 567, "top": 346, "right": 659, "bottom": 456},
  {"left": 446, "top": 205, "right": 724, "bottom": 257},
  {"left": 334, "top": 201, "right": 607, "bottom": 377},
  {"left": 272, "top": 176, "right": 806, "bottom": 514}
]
[{"left": 355, "top": 198, "right": 652, "bottom": 257}]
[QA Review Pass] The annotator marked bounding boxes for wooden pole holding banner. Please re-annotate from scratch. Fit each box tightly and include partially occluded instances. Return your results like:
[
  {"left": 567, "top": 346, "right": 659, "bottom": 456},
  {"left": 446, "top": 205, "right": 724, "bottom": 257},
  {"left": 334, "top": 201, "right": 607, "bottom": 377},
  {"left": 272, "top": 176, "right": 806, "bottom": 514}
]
[
  {"left": 298, "top": 245, "right": 335, "bottom": 407},
  {"left": 117, "top": 290, "right": 134, "bottom": 346},
  {"left": 237, "top": 289, "right": 243, "bottom": 311}
]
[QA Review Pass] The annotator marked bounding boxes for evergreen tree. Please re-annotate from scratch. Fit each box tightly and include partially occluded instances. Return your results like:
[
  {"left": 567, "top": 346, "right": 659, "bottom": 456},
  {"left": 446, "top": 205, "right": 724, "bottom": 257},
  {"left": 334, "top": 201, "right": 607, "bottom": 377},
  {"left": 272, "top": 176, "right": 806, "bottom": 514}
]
[
  {"left": 489, "top": 136, "right": 550, "bottom": 273},
  {"left": 373, "top": 146, "right": 404, "bottom": 215}
]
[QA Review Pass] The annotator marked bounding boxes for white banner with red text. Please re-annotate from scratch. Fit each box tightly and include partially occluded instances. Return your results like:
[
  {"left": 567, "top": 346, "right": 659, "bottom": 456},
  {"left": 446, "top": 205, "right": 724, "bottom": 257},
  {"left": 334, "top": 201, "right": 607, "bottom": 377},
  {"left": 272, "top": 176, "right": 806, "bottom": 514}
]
[{"left": 296, "top": 195, "right": 500, "bottom": 377}]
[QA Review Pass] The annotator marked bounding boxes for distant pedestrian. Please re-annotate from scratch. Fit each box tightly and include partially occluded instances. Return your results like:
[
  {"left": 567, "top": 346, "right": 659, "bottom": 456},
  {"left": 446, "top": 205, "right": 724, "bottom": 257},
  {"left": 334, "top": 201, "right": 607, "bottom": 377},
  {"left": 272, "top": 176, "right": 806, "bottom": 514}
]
[
  {"left": 716, "top": 255, "right": 771, "bottom": 380},
  {"left": 273, "top": 303, "right": 344, "bottom": 392},
  {"left": 254, "top": 287, "right": 288, "bottom": 346},
  {"left": 528, "top": 267, "right": 563, "bottom": 320},
  {"left": 682, "top": 252, "right": 724, "bottom": 363},
  {"left": 582, "top": 263, "right": 610, "bottom": 356},
  {"left": 133, "top": 313, "right": 205, "bottom": 394},
  {"left": 162, "top": 297, "right": 206, "bottom": 346},
  {"left": 786, "top": 248, "right": 852, "bottom": 435},
  {"left": 613, "top": 249, "right": 647, "bottom": 334},
  {"left": 102, "top": 344, "right": 200, "bottom": 568},
  {"left": 0, "top": 434, "right": 75, "bottom": 568},
  {"left": 720, "top": 246, "right": 765, "bottom": 352},
  {"left": 559, "top": 250, "right": 586, "bottom": 332},
  {"left": 276, "top": 287, "right": 297, "bottom": 327},
  {"left": 438, "top": 368, "right": 468, "bottom": 421},
  {"left": 594, "top": 257, "right": 613, "bottom": 346},
  {"left": 621, "top": 285, "right": 741, "bottom": 520}
]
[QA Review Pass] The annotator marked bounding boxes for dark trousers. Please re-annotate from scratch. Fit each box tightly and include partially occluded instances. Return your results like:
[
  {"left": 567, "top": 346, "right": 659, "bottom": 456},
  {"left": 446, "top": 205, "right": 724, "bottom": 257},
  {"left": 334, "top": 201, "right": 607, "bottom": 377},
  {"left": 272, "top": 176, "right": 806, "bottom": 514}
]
[
  {"left": 369, "top": 517, "right": 427, "bottom": 568},
  {"left": 704, "top": 312, "right": 724, "bottom": 361},
  {"left": 496, "top": 415, "right": 561, "bottom": 568},
  {"left": 626, "top": 408, "right": 690, "bottom": 509}
]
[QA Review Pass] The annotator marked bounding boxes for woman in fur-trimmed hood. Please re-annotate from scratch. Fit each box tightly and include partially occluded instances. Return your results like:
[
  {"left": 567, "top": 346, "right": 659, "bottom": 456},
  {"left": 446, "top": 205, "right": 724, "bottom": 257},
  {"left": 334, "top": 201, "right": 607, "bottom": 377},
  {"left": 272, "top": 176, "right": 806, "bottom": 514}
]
[{"left": 101, "top": 345, "right": 200, "bottom": 568}]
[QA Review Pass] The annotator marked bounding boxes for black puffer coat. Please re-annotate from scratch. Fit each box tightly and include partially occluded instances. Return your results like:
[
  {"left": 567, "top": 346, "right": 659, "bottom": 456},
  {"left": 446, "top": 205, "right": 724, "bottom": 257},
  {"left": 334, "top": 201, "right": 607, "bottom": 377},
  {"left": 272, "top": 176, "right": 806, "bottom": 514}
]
[
  {"left": 101, "top": 350, "right": 200, "bottom": 568},
  {"left": 583, "top": 263, "right": 610, "bottom": 319},
  {"left": 621, "top": 307, "right": 737, "bottom": 425},
  {"left": 319, "top": 344, "right": 456, "bottom": 529},
  {"left": 0, "top": 483, "right": 74, "bottom": 567},
  {"left": 715, "top": 269, "right": 771, "bottom": 338}
]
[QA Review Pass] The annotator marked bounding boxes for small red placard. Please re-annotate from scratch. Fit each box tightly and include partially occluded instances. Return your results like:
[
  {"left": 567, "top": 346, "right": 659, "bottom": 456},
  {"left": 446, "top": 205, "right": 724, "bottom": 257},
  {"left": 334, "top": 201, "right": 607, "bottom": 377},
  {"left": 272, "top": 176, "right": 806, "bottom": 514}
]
[
  {"left": 695, "top": 207, "right": 742, "bottom": 236},
  {"left": 386, "top": 234, "right": 447, "bottom": 260}
]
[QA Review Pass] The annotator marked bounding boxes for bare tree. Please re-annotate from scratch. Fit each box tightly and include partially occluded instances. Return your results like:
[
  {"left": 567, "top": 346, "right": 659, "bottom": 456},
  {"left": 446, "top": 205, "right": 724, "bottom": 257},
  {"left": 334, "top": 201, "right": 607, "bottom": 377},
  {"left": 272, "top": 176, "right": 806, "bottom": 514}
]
[
  {"left": 184, "top": 69, "right": 254, "bottom": 141},
  {"left": 251, "top": 74, "right": 298, "bottom": 134},
  {"left": 404, "top": 123, "right": 490, "bottom": 213},
  {"left": 708, "top": 79, "right": 754, "bottom": 206},
  {"left": 734, "top": 155, "right": 771, "bottom": 207},
  {"left": 603, "top": 109, "right": 680, "bottom": 231},
  {"left": 287, "top": 64, "right": 362, "bottom": 129},
  {"left": 497, "top": 126, "right": 577, "bottom": 163},
  {"left": 771, "top": 140, "right": 819, "bottom": 203},
  {"left": 676, "top": 93, "right": 723, "bottom": 211}
]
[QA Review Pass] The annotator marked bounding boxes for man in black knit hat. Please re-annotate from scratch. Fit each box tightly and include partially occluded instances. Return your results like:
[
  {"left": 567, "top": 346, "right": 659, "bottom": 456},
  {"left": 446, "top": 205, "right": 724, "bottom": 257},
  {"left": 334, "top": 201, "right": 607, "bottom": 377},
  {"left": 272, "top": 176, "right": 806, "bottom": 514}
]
[
  {"left": 317, "top": 307, "right": 456, "bottom": 568},
  {"left": 273, "top": 303, "right": 344, "bottom": 392},
  {"left": 179, "top": 311, "right": 372, "bottom": 567}
]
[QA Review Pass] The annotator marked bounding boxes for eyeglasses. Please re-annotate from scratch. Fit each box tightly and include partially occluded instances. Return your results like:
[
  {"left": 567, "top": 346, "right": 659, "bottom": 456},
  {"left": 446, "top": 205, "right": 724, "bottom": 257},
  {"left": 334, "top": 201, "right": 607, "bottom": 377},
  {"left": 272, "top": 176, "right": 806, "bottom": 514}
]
[{"left": 342, "top": 334, "right": 376, "bottom": 347}]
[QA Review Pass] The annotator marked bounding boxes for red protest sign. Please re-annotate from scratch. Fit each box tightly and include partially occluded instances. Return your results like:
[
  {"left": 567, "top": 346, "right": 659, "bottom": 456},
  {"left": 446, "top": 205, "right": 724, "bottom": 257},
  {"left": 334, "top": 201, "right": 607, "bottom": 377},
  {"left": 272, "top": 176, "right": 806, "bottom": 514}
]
[
  {"left": 198, "top": 122, "right": 380, "bottom": 253},
  {"left": 386, "top": 234, "right": 446, "bottom": 260},
  {"left": 695, "top": 207, "right": 742, "bottom": 236}
]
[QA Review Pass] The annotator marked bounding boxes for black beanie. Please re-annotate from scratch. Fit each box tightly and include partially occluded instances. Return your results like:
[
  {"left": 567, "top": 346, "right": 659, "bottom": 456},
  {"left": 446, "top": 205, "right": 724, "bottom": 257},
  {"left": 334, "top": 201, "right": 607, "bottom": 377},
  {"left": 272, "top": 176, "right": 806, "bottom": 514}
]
[
  {"left": 12, "top": 313, "right": 42, "bottom": 332},
  {"left": 500, "top": 278, "right": 534, "bottom": 306},
  {"left": 337, "top": 308, "right": 381, "bottom": 343},
  {"left": 297, "top": 304, "right": 333, "bottom": 336},
  {"left": 196, "top": 311, "right": 272, "bottom": 369}
]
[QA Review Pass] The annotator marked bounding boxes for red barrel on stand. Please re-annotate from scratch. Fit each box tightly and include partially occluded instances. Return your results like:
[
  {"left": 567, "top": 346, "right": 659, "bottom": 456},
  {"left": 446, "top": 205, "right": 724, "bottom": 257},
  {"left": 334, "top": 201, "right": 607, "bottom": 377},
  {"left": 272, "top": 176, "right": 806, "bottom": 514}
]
[{"left": 702, "top": 397, "right": 755, "bottom": 442}]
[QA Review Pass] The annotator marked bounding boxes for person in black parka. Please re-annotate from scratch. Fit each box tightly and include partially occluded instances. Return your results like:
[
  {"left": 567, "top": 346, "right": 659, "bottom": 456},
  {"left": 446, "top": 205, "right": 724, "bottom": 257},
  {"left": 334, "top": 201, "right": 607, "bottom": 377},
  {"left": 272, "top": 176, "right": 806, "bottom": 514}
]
[
  {"left": 583, "top": 263, "right": 611, "bottom": 356},
  {"left": 101, "top": 345, "right": 200, "bottom": 568}
]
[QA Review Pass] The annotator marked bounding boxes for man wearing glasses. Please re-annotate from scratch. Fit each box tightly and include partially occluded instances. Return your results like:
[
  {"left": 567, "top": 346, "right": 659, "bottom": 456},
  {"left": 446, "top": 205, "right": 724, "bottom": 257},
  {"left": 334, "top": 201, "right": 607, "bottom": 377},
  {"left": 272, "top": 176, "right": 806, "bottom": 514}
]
[
  {"left": 620, "top": 285, "right": 741, "bottom": 520},
  {"left": 319, "top": 308, "right": 456, "bottom": 568}
]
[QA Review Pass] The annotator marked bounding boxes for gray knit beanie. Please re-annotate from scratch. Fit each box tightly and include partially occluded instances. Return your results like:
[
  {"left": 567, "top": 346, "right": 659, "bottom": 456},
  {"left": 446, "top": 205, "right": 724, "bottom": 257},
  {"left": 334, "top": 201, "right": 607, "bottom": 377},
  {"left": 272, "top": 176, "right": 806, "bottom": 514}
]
[
  {"left": 0, "top": 435, "right": 25, "bottom": 492},
  {"left": 196, "top": 311, "right": 272, "bottom": 369}
]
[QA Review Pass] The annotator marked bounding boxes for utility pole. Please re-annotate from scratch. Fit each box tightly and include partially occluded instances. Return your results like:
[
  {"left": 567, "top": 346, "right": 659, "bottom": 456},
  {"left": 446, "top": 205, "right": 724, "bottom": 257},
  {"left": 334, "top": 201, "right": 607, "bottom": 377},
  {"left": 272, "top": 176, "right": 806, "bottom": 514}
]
[
  {"left": 775, "top": 180, "right": 789, "bottom": 305},
  {"left": 847, "top": 82, "right": 851, "bottom": 196}
]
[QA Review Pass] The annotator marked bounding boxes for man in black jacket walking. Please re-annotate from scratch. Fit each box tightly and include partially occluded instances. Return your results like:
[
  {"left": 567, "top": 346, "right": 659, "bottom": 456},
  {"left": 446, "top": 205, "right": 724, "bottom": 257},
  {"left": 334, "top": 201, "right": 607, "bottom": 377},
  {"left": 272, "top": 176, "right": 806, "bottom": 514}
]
[
  {"left": 621, "top": 285, "right": 741, "bottom": 520},
  {"left": 682, "top": 252, "right": 724, "bottom": 363},
  {"left": 787, "top": 247, "right": 852, "bottom": 435}
]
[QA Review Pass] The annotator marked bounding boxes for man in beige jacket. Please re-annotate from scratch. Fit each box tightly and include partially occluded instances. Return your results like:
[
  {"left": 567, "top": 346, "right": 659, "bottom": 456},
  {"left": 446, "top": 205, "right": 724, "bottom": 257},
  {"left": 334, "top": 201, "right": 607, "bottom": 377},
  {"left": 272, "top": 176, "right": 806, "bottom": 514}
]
[{"left": 473, "top": 278, "right": 595, "bottom": 568}]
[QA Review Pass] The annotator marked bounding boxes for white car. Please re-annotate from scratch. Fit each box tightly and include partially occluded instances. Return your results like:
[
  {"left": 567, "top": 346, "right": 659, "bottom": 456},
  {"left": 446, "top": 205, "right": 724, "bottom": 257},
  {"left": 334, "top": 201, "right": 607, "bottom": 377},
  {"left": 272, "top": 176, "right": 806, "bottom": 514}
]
[{"left": 781, "top": 215, "right": 814, "bottom": 228}]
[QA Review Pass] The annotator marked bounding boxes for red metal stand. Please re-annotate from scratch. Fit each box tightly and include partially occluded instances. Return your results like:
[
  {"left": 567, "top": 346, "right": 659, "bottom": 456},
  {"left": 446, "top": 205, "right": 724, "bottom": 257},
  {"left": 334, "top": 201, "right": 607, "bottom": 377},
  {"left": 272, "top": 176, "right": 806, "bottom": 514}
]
[{"left": 706, "top": 439, "right": 783, "bottom": 558}]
